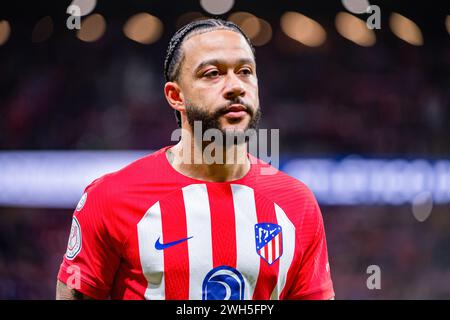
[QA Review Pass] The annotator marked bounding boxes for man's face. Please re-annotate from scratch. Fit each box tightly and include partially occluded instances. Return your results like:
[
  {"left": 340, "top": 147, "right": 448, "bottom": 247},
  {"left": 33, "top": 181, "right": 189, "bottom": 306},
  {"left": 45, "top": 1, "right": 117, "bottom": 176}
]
[{"left": 178, "top": 29, "right": 260, "bottom": 135}]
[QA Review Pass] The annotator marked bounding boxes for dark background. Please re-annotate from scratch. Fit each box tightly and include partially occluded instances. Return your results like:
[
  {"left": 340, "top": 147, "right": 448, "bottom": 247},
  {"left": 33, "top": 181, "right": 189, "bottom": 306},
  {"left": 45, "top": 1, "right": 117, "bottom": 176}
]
[{"left": 0, "top": 0, "right": 449, "bottom": 299}]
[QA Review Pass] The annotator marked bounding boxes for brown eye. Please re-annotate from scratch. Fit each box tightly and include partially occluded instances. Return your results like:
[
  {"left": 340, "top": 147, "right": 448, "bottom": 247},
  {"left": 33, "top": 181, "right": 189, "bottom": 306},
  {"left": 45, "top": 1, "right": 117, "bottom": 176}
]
[
  {"left": 239, "top": 68, "right": 252, "bottom": 75},
  {"left": 204, "top": 70, "right": 220, "bottom": 78}
]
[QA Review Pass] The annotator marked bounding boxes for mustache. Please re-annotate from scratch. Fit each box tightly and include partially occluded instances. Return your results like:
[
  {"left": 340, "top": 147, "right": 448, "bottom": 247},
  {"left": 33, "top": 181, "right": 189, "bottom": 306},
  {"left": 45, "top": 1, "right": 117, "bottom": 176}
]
[{"left": 215, "top": 98, "right": 254, "bottom": 117}]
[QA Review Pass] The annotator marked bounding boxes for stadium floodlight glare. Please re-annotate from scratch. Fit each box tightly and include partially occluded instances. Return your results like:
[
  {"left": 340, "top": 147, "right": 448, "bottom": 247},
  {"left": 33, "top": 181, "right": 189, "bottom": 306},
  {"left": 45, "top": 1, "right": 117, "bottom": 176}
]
[
  {"left": 1, "top": 152, "right": 449, "bottom": 208},
  {"left": 76, "top": 13, "right": 106, "bottom": 42},
  {"left": 200, "top": 0, "right": 234, "bottom": 15},
  {"left": 341, "top": 0, "right": 371, "bottom": 14},
  {"left": 335, "top": 12, "right": 376, "bottom": 47},
  {"left": 250, "top": 18, "right": 272, "bottom": 47},
  {"left": 239, "top": 14, "right": 261, "bottom": 39},
  {"left": 0, "top": 20, "right": 11, "bottom": 46},
  {"left": 280, "top": 12, "right": 327, "bottom": 47},
  {"left": 70, "top": 0, "right": 97, "bottom": 17},
  {"left": 228, "top": 12, "right": 273, "bottom": 47},
  {"left": 228, "top": 12, "right": 255, "bottom": 26},
  {"left": 389, "top": 12, "right": 423, "bottom": 46},
  {"left": 445, "top": 15, "right": 450, "bottom": 35},
  {"left": 123, "top": 13, "right": 163, "bottom": 44},
  {"left": 0, "top": 151, "right": 148, "bottom": 208},
  {"left": 283, "top": 157, "right": 450, "bottom": 205}
]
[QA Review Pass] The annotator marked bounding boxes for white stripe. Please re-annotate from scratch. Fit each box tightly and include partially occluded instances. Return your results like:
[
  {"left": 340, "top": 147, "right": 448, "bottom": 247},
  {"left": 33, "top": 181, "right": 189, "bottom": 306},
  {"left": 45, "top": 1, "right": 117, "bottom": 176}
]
[
  {"left": 231, "top": 184, "right": 260, "bottom": 300},
  {"left": 137, "top": 201, "right": 165, "bottom": 300},
  {"left": 267, "top": 240, "right": 273, "bottom": 264},
  {"left": 183, "top": 184, "right": 213, "bottom": 300},
  {"left": 274, "top": 233, "right": 280, "bottom": 261},
  {"left": 271, "top": 203, "right": 296, "bottom": 299}
]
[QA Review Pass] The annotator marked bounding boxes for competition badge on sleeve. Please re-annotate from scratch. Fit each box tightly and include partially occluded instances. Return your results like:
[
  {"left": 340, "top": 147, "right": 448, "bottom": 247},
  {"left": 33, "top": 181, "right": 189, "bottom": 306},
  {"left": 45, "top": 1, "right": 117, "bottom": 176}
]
[{"left": 66, "top": 217, "right": 82, "bottom": 260}]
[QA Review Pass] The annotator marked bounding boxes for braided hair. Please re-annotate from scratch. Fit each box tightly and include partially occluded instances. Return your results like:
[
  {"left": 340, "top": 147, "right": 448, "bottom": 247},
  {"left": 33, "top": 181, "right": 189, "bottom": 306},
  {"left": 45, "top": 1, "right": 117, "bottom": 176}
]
[{"left": 163, "top": 18, "right": 255, "bottom": 127}]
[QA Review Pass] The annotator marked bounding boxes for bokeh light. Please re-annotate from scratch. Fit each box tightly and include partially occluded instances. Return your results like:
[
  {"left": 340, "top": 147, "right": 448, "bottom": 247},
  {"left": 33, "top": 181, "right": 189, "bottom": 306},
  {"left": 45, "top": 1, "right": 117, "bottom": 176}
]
[
  {"left": 335, "top": 12, "right": 376, "bottom": 47},
  {"left": 250, "top": 18, "right": 272, "bottom": 46},
  {"left": 32, "top": 16, "right": 54, "bottom": 43},
  {"left": 341, "top": 0, "right": 370, "bottom": 14},
  {"left": 389, "top": 12, "right": 423, "bottom": 46},
  {"left": 200, "top": 0, "right": 234, "bottom": 15},
  {"left": 239, "top": 14, "right": 260, "bottom": 39},
  {"left": 0, "top": 20, "right": 11, "bottom": 46},
  {"left": 446, "top": 15, "right": 450, "bottom": 35},
  {"left": 280, "top": 11, "right": 327, "bottom": 47},
  {"left": 123, "top": 13, "right": 163, "bottom": 44},
  {"left": 176, "top": 12, "right": 206, "bottom": 29},
  {"left": 228, "top": 12, "right": 253, "bottom": 25},
  {"left": 411, "top": 191, "right": 433, "bottom": 222},
  {"left": 228, "top": 12, "right": 272, "bottom": 47},
  {"left": 76, "top": 14, "right": 106, "bottom": 42},
  {"left": 70, "top": 0, "right": 97, "bottom": 16}
]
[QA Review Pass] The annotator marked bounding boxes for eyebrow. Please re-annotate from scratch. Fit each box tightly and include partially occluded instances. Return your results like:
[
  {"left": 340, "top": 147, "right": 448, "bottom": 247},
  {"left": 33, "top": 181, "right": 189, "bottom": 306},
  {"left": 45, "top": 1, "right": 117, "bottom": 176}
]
[{"left": 194, "top": 58, "right": 255, "bottom": 73}]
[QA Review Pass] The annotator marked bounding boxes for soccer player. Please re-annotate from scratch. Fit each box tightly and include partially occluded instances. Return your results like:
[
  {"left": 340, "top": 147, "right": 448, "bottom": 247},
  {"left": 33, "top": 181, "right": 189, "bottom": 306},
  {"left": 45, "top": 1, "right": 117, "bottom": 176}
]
[{"left": 56, "top": 19, "right": 334, "bottom": 300}]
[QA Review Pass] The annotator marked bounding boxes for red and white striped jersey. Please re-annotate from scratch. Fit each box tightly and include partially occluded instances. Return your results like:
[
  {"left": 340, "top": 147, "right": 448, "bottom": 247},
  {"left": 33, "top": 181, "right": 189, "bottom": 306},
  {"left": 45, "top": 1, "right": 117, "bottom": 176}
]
[{"left": 58, "top": 146, "right": 334, "bottom": 300}]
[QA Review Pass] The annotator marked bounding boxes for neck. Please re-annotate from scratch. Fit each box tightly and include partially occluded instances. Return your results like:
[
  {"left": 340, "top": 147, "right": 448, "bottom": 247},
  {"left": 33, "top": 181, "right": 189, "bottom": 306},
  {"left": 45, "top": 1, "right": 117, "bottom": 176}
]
[{"left": 167, "top": 133, "right": 251, "bottom": 182}]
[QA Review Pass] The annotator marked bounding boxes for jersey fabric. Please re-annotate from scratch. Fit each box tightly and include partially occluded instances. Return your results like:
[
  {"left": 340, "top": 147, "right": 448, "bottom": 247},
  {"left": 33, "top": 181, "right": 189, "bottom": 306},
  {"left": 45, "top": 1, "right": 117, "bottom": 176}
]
[{"left": 58, "top": 145, "right": 334, "bottom": 300}]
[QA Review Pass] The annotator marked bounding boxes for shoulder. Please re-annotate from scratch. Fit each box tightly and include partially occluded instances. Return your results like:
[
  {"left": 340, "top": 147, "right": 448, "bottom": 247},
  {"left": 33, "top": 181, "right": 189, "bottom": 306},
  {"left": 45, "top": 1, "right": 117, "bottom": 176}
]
[
  {"left": 250, "top": 156, "right": 321, "bottom": 227},
  {"left": 79, "top": 147, "right": 169, "bottom": 212},
  {"left": 251, "top": 156, "right": 317, "bottom": 204},
  {"left": 87, "top": 147, "right": 168, "bottom": 192},
  {"left": 74, "top": 148, "right": 170, "bottom": 244}
]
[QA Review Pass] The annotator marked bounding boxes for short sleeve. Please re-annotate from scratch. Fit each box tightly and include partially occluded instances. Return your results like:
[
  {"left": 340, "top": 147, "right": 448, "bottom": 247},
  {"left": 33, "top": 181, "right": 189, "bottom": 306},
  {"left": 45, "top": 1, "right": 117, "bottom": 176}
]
[
  {"left": 284, "top": 196, "right": 335, "bottom": 300},
  {"left": 57, "top": 178, "right": 121, "bottom": 299}
]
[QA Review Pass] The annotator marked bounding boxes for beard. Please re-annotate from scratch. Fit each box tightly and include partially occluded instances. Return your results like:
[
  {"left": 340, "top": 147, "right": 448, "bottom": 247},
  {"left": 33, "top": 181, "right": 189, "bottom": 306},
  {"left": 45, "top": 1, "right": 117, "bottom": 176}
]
[{"left": 185, "top": 98, "right": 261, "bottom": 144}]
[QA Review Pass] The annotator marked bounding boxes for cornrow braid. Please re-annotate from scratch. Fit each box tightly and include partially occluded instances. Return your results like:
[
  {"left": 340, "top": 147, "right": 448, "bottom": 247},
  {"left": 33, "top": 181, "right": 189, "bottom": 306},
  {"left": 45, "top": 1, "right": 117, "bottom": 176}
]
[{"left": 163, "top": 18, "right": 255, "bottom": 127}]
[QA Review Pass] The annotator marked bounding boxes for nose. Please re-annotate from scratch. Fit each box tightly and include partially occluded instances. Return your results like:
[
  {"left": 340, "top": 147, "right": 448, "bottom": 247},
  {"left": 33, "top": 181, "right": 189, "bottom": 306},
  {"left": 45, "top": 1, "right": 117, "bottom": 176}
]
[{"left": 223, "top": 72, "right": 245, "bottom": 100}]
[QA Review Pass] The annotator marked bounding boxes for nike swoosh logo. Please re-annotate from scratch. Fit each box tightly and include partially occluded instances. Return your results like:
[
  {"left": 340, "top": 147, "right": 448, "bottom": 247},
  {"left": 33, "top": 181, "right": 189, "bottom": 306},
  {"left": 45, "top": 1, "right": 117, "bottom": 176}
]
[{"left": 154, "top": 236, "right": 193, "bottom": 250}]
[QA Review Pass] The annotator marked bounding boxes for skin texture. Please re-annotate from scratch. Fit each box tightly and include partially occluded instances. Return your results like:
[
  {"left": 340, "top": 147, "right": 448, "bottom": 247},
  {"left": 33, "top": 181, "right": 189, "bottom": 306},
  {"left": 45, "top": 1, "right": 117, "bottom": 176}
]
[
  {"left": 164, "top": 29, "right": 260, "bottom": 182},
  {"left": 56, "top": 28, "right": 334, "bottom": 300},
  {"left": 166, "top": 29, "right": 259, "bottom": 133},
  {"left": 56, "top": 280, "right": 93, "bottom": 300},
  {"left": 56, "top": 28, "right": 258, "bottom": 300}
]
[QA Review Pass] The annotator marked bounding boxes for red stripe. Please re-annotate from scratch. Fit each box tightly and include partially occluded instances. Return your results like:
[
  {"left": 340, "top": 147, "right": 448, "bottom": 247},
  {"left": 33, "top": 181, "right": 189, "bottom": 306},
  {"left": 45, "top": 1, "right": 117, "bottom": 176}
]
[
  {"left": 207, "top": 184, "right": 237, "bottom": 268},
  {"left": 252, "top": 196, "right": 280, "bottom": 299},
  {"left": 272, "top": 235, "right": 279, "bottom": 261},
  {"left": 273, "top": 237, "right": 277, "bottom": 262},
  {"left": 160, "top": 191, "right": 190, "bottom": 299}
]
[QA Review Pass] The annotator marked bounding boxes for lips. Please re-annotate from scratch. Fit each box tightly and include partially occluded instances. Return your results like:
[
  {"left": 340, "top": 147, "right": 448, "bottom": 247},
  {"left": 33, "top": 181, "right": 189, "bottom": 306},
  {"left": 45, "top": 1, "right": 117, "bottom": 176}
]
[
  {"left": 225, "top": 104, "right": 246, "bottom": 113},
  {"left": 221, "top": 104, "right": 247, "bottom": 119}
]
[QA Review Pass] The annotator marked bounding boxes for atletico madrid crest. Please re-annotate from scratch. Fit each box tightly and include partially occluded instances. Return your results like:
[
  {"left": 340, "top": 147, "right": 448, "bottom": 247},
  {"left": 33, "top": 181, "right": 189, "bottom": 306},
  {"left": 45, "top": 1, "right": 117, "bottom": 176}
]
[{"left": 255, "top": 223, "right": 283, "bottom": 265}]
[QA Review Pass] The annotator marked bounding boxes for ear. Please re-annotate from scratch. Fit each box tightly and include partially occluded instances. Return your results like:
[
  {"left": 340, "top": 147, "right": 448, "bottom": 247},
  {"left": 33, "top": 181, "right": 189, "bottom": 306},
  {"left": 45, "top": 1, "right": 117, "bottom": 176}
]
[{"left": 164, "top": 81, "right": 185, "bottom": 114}]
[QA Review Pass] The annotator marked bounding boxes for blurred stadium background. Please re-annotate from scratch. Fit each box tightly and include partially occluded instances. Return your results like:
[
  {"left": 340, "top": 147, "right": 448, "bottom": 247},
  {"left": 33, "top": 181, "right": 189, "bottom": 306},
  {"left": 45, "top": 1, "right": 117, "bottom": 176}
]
[{"left": 0, "top": 0, "right": 449, "bottom": 299}]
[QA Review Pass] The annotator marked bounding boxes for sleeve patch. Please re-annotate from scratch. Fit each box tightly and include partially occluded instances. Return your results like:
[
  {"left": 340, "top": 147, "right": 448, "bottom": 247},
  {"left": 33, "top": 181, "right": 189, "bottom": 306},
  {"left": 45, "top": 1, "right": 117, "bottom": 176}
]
[
  {"left": 76, "top": 192, "right": 88, "bottom": 211},
  {"left": 66, "top": 216, "right": 82, "bottom": 260}
]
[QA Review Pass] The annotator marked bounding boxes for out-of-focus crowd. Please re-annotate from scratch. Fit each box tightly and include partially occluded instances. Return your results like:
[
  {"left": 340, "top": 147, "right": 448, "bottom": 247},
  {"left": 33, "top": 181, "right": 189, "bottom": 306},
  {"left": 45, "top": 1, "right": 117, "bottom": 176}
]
[
  {"left": 1, "top": 205, "right": 449, "bottom": 299},
  {"left": 1, "top": 24, "right": 448, "bottom": 155},
  {"left": 0, "top": 11, "right": 449, "bottom": 299}
]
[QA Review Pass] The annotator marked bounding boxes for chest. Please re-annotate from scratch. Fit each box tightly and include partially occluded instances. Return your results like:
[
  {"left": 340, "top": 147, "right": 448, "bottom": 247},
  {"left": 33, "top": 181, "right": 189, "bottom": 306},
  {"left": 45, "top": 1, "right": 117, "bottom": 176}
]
[{"left": 133, "top": 183, "right": 297, "bottom": 299}]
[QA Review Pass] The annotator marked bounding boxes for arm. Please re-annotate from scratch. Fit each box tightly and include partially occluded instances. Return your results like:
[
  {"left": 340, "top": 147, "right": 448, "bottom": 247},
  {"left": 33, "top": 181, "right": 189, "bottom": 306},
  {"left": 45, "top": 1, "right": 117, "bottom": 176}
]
[
  {"left": 57, "top": 179, "right": 120, "bottom": 300},
  {"left": 282, "top": 187, "right": 335, "bottom": 300},
  {"left": 56, "top": 280, "right": 94, "bottom": 300}
]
